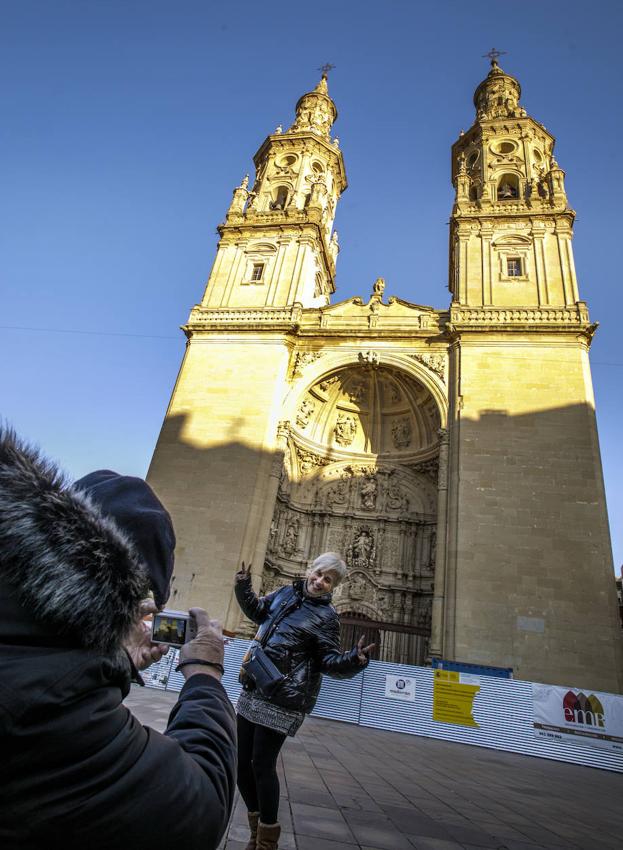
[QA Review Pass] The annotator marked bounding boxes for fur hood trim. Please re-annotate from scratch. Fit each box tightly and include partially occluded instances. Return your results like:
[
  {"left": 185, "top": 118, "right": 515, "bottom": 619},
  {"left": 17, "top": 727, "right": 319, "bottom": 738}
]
[{"left": 0, "top": 429, "right": 150, "bottom": 653}]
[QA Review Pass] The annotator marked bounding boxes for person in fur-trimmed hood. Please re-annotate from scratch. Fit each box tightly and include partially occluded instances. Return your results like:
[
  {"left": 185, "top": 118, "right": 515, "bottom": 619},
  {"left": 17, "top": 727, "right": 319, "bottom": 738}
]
[{"left": 0, "top": 428, "right": 236, "bottom": 850}]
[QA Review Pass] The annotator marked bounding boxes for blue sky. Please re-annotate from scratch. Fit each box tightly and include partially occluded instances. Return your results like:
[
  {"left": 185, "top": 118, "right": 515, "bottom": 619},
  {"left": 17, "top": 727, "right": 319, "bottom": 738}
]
[{"left": 1, "top": 0, "right": 622, "bottom": 570}]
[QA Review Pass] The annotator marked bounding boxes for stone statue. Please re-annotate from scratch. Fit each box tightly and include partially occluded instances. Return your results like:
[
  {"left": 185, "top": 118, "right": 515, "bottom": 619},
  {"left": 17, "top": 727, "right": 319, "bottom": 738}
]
[
  {"left": 360, "top": 473, "right": 378, "bottom": 510},
  {"left": 282, "top": 521, "right": 299, "bottom": 555},
  {"left": 349, "top": 527, "right": 375, "bottom": 570},
  {"left": 392, "top": 418, "right": 412, "bottom": 449},
  {"left": 372, "top": 277, "right": 385, "bottom": 297},
  {"left": 334, "top": 414, "right": 357, "bottom": 446}
]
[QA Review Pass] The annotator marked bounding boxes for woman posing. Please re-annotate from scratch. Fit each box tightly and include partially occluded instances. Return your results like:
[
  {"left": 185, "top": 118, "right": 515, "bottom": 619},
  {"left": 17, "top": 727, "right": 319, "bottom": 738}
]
[{"left": 234, "top": 553, "right": 373, "bottom": 850}]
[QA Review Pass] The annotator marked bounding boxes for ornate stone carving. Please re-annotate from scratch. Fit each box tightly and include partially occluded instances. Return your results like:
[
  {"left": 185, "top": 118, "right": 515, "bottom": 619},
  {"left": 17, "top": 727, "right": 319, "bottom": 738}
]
[
  {"left": 318, "top": 375, "right": 339, "bottom": 393},
  {"left": 326, "top": 471, "right": 349, "bottom": 506},
  {"left": 358, "top": 350, "right": 379, "bottom": 369},
  {"left": 288, "top": 75, "right": 336, "bottom": 139},
  {"left": 294, "top": 446, "right": 329, "bottom": 475},
  {"left": 387, "top": 481, "right": 410, "bottom": 512},
  {"left": 334, "top": 414, "right": 357, "bottom": 446},
  {"left": 186, "top": 305, "right": 301, "bottom": 329},
  {"left": 411, "top": 458, "right": 439, "bottom": 482},
  {"left": 276, "top": 420, "right": 291, "bottom": 441},
  {"left": 281, "top": 518, "right": 299, "bottom": 555},
  {"left": 408, "top": 353, "right": 446, "bottom": 381},
  {"left": 360, "top": 472, "right": 378, "bottom": 511},
  {"left": 347, "top": 572, "right": 368, "bottom": 601},
  {"left": 347, "top": 381, "right": 366, "bottom": 403},
  {"left": 348, "top": 525, "right": 376, "bottom": 571},
  {"left": 391, "top": 417, "right": 412, "bottom": 449},
  {"left": 291, "top": 350, "right": 321, "bottom": 378},
  {"left": 450, "top": 305, "right": 590, "bottom": 325},
  {"left": 226, "top": 175, "right": 249, "bottom": 217},
  {"left": 296, "top": 398, "right": 315, "bottom": 428}
]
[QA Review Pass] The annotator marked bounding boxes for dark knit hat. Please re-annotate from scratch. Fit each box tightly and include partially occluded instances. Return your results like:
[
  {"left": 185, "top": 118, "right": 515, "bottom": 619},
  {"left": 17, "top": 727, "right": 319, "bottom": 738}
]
[{"left": 74, "top": 471, "right": 175, "bottom": 608}]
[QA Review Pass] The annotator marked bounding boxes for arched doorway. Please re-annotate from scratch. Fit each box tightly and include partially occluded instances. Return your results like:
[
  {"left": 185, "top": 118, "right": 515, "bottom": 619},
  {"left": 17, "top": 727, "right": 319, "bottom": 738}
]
[{"left": 261, "top": 362, "right": 441, "bottom": 664}]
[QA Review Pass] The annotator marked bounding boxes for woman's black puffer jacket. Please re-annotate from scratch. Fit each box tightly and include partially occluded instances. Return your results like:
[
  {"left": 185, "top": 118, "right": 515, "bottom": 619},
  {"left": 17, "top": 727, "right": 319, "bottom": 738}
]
[{"left": 235, "top": 576, "right": 366, "bottom": 713}]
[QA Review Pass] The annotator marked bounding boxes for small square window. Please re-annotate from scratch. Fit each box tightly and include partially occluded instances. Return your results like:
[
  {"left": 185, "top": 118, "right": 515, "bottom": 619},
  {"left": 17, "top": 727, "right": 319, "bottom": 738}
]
[
  {"left": 251, "top": 263, "right": 264, "bottom": 282},
  {"left": 507, "top": 257, "right": 522, "bottom": 277}
]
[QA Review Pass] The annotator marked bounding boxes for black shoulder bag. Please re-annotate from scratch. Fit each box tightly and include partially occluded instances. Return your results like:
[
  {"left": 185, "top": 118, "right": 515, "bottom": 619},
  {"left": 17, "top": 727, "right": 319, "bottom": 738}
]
[{"left": 241, "top": 599, "right": 298, "bottom": 698}]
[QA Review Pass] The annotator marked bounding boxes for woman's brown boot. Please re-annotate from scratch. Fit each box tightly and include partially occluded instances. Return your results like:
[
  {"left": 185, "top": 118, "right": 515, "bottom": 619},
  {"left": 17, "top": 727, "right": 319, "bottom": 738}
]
[
  {"left": 244, "top": 811, "right": 259, "bottom": 850},
  {"left": 256, "top": 821, "right": 281, "bottom": 850}
]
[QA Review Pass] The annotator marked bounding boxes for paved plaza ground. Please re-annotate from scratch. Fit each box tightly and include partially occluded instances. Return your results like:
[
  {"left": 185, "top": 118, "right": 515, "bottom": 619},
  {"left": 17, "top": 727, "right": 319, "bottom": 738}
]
[{"left": 125, "top": 685, "right": 621, "bottom": 850}]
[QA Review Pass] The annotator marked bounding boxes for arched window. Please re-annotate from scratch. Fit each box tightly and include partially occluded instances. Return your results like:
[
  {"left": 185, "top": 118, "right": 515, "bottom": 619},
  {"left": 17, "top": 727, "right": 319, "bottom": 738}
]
[
  {"left": 270, "top": 185, "right": 289, "bottom": 210},
  {"left": 497, "top": 174, "right": 519, "bottom": 200}
]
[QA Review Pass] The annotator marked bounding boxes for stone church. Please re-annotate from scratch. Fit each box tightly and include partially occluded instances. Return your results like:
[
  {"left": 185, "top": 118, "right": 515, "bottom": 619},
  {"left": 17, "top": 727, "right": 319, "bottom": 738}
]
[{"left": 147, "top": 60, "right": 623, "bottom": 693}]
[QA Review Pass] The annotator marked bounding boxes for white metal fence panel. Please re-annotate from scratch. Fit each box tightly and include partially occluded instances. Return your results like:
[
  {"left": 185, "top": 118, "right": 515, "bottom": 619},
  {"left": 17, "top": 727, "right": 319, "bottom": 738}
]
[
  {"left": 311, "top": 665, "right": 364, "bottom": 724},
  {"left": 358, "top": 661, "right": 623, "bottom": 773},
  {"left": 142, "top": 638, "right": 623, "bottom": 773}
]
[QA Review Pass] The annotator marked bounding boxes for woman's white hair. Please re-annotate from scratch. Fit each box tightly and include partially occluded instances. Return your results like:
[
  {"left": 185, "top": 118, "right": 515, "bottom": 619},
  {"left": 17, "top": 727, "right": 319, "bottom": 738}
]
[{"left": 306, "top": 552, "right": 347, "bottom": 586}]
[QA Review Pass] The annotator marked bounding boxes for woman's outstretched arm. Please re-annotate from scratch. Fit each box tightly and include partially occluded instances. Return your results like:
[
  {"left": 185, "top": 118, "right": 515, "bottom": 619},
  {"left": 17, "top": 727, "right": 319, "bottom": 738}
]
[
  {"left": 233, "top": 561, "right": 274, "bottom": 624},
  {"left": 316, "top": 614, "right": 371, "bottom": 679}
]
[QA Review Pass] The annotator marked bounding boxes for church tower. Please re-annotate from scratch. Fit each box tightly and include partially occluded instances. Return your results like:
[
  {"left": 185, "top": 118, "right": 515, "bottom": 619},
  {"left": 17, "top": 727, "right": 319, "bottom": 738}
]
[
  {"left": 449, "top": 56, "right": 577, "bottom": 308},
  {"left": 200, "top": 73, "right": 346, "bottom": 310},
  {"left": 442, "top": 57, "right": 623, "bottom": 691},
  {"left": 147, "top": 74, "right": 349, "bottom": 630}
]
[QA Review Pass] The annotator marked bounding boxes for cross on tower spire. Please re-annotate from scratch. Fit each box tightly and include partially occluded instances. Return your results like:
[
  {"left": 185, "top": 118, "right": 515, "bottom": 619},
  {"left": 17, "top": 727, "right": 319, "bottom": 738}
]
[
  {"left": 482, "top": 47, "right": 507, "bottom": 66},
  {"left": 318, "top": 62, "right": 336, "bottom": 78}
]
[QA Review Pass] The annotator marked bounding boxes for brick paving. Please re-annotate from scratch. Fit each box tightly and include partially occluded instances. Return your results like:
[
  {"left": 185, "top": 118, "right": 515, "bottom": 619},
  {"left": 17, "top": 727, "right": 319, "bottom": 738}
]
[{"left": 124, "top": 685, "right": 621, "bottom": 850}]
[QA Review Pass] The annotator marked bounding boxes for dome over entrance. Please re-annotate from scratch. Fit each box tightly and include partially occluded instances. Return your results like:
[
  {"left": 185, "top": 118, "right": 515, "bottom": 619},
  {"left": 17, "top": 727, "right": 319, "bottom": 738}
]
[{"left": 294, "top": 365, "right": 441, "bottom": 457}]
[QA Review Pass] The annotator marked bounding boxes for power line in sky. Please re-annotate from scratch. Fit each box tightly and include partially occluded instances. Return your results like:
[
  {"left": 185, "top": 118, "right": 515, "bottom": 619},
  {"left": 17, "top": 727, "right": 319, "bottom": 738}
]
[{"left": 1, "top": 324, "right": 622, "bottom": 367}]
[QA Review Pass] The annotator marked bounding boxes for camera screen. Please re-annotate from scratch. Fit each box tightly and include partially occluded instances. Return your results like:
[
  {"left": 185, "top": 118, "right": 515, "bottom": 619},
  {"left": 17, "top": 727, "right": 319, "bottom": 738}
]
[{"left": 152, "top": 613, "right": 188, "bottom": 645}]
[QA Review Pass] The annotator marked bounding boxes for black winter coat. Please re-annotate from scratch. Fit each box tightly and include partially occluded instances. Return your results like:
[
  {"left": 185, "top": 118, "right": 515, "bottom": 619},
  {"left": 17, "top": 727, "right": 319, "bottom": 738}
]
[
  {"left": 0, "top": 431, "right": 237, "bottom": 850},
  {"left": 235, "top": 576, "right": 365, "bottom": 713}
]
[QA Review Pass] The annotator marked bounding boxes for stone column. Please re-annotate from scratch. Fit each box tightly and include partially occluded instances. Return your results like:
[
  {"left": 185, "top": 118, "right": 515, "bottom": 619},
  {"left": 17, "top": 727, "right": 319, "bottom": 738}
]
[{"left": 429, "top": 428, "right": 449, "bottom": 658}]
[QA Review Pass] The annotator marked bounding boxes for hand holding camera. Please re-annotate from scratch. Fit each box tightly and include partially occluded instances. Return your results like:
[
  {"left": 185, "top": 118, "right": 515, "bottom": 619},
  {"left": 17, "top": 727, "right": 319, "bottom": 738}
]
[
  {"left": 177, "top": 608, "right": 226, "bottom": 681},
  {"left": 125, "top": 599, "right": 170, "bottom": 672}
]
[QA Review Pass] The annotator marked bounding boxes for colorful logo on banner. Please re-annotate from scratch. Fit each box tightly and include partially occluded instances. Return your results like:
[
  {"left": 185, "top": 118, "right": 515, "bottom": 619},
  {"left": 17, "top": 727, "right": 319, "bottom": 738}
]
[
  {"left": 533, "top": 683, "right": 623, "bottom": 753},
  {"left": 563, "top": 691, "right": 605, "bottom": 728}
]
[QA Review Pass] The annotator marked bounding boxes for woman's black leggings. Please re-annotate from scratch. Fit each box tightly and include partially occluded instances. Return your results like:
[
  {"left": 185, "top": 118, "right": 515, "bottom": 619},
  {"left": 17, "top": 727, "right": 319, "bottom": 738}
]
[{"left": 236, "top": 714, "right": 287, "bottom": 825}]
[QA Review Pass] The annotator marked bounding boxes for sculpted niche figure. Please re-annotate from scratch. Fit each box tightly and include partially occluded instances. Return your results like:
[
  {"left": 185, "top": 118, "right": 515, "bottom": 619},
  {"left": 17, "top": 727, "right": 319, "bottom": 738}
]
[
  {"left": 349, "top": 527, "right": 376, "bottom": 570},
  {"left": 334, "top": 414, "right": 357, "bottom": 446},
  {"left": 360, "top": 473, "right": 378, "bottom": 510}
]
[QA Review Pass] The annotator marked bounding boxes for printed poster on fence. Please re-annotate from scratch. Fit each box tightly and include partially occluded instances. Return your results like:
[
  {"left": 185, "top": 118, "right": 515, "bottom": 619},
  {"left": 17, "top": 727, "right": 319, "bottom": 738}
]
[
  {"left": 533, "top": 684, "right": 623, "bottom": 752},
  {"left": 384, "top": 674, "right": 416, "bottom": 701},
  {"left": 432, "top": 669, "right": 480, "bottom": 727}
]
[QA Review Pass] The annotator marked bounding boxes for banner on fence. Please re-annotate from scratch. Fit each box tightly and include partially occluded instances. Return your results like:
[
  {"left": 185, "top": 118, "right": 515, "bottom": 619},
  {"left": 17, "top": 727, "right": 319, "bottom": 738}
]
[
  {"left": 533, "top": 684, "right": 623, "bottom": 752},
  {"left": 384, "top": 674, "right": 416, "bottom": 701},
  {"left": 432, "top": 669, "right": 480, "bottom": 727}
]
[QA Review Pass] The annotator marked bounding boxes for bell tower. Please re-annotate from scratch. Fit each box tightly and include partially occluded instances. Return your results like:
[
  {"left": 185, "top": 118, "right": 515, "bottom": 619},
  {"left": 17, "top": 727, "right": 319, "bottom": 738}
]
[
  {"left": 449, "top": 56, "right": 577, "bottom": 308},
  {"left": 443, "top": 57, "right": 623, "bottom": 692},
  {"left": 201, "top": 73, "right": 346, "bottom": 310}
]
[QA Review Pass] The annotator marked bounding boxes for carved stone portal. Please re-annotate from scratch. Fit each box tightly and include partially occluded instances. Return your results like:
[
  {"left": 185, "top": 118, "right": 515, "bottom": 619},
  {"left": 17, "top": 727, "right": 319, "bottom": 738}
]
[{"left": 263, "top": 363, "right": 440, "bottom": 665}]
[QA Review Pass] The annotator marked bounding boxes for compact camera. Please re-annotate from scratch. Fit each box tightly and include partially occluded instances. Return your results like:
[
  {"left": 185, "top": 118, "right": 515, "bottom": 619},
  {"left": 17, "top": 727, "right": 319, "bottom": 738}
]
[{"left": 151, "top": 609, "right": 198, "bottom": 648}]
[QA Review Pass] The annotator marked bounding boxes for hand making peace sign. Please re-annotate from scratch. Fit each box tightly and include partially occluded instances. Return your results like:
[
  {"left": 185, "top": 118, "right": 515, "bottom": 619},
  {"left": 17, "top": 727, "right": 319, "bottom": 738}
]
[
  {"left": 356, "top": 634, "right": 375, "bottom": 665},
  {"left": 235, "top": 560, "right": 252, "bottom": 583}
]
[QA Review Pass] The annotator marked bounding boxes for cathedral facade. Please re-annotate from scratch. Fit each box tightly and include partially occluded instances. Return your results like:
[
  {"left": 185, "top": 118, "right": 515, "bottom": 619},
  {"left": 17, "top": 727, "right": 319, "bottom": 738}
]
[{"left": 147, "top": 62, "right": 623, "bottom": 693}]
